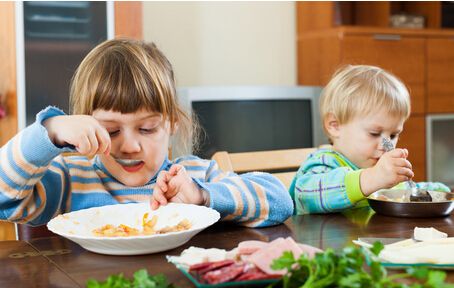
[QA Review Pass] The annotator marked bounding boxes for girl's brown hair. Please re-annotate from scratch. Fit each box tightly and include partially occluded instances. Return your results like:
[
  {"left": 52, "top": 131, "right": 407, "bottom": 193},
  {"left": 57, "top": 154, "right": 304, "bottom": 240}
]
[{"left": 70, "top": 38, "right": 197, "bottom": 155}]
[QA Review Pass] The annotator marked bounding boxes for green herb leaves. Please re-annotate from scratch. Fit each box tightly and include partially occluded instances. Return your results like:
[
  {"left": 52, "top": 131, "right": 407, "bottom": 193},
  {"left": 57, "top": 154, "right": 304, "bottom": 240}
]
[
  {"left": 270, "top": 242, "right": 454, "bottom": 288},
  {"left": 86, "top": 269, "right": 175, "bottom": 288}
]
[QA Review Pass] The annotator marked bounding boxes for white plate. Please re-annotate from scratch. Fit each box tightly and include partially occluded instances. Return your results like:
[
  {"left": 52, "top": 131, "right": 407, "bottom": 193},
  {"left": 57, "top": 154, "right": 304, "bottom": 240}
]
[{"left": 47, "top": 203, "right": 220, "bottom": 255}]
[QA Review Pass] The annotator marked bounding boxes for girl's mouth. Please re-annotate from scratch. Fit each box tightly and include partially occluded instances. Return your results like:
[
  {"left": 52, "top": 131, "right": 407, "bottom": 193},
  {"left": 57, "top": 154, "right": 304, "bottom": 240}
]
[
  {"left": 120, "top": 161, "right": 145, "bottom": 173},
  {"left": 114, "top": 158, "right": 143, "bottom": 166},
  {"left": 111, "top": 156, "right": 144, "bottom": 172}
]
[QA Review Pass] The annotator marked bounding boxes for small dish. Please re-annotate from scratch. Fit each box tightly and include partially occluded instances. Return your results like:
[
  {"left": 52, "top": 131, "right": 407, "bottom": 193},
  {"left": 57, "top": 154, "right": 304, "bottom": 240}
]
[
  {"left": 367, "top": 189, "right": 454, "bottom": 217},
  {"left": 47, "top": 203, "right": 220, "bottom": 255},
  {"left": 176, "top": 267, "right": 279, "bottom": 288}
]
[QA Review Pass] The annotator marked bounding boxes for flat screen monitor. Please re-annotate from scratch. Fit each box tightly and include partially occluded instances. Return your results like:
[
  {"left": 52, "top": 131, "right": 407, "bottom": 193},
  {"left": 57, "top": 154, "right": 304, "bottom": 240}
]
[{"left": 178, "top": 86, "right": 325, "bottom": 159}]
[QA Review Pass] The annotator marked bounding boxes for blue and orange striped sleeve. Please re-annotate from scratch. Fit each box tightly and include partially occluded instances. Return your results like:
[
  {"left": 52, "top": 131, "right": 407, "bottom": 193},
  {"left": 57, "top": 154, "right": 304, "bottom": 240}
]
[
  {"left": 0, "top": 107, "right": 72, "bottom": 225},
  {"left": 176, "top": 156, "right": 293, "bottom": 227}
]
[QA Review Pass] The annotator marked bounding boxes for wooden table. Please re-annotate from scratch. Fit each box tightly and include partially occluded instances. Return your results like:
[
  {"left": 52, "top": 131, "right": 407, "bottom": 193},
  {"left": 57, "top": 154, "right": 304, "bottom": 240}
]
[{"left": 2, "top": 207, "right": 454, "bottom": 287}]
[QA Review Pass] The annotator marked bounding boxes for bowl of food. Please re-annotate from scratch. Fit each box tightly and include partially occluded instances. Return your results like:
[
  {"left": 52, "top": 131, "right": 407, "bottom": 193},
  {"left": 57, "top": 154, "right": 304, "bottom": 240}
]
[
  {"left": 367, "top": 189, "right": 454, "bottom": 218},
  {"left": 47, "top": 203, "right": 220, "bottom": 255}
]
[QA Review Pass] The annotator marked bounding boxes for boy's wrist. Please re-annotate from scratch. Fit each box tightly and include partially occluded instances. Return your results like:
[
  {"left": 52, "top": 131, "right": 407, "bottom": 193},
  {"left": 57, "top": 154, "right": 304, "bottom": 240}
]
[{"left": 359, "top": 168, "right": 379, "bottom": 196}]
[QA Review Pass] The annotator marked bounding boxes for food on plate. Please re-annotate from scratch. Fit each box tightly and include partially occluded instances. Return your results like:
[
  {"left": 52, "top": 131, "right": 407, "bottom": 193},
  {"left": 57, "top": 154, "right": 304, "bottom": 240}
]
[
  {"left": 92, "top": 212, "right": 192, "bottom": 237},
  {"left": 414, "top": 227, "right": 448, "bottom": 241},
  {"left": 354, "top": 227, "right": 454, "bottom": 265},
  {"left": 168, "top": 237, "right": 322, "bottom": 284},
  {"left": 273, "top": 242, "right": 451, "bottom": 287}
]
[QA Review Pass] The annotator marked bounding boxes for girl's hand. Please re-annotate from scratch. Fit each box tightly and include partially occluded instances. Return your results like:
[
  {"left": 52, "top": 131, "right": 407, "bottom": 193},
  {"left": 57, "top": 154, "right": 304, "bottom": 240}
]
[
  {"left": 43, "top": 115, "right": 111, "bottom": 157},
  {"left": 150, "top": 164, "right": 208, "bottom": 210},
  {"left": 360, "top": 148, "right": 414, "bottom": 196}
]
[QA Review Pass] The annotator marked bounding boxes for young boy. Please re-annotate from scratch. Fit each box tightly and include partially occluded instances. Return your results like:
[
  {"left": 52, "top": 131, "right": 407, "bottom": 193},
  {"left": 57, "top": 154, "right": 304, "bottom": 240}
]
[{"left": 290, "top": 65, "right": 450, "bottom": 214}]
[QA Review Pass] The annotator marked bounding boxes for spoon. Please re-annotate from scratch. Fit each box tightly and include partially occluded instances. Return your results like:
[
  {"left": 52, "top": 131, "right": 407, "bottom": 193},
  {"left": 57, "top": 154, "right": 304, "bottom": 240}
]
[
  {"left": 109, "top": 153, "right": 143, "bottom": 166},
  {"left": 381, "top": 137, "right": 432, "bottom": 202}
]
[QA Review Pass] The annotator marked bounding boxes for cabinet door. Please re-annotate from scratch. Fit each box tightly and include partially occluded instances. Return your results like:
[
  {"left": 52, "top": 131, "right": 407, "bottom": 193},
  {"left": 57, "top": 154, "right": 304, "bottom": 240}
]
[
  {"left": 0, "top": 2, "right": 18, "bottom": 242},
  {"left": 398, "top": 115, "right": 426, "bottom": 181},
  {"left": 427, "top": 38, "right": 454, "bottom": 113},
  {"left": 340, "top": 35, "right": 425, "bottom": 115}
]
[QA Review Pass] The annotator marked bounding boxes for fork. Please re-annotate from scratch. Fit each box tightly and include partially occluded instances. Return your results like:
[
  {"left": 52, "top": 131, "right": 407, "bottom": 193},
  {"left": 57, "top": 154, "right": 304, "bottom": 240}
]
[{"left": 381, "top": 137, "right": 432, "bottom": 202}]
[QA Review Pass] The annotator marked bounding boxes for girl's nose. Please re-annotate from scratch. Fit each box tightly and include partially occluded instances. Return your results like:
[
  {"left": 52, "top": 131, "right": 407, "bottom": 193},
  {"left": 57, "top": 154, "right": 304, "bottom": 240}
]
[{"left": 119, "top": 136, "right": 141, "bottom": 153}]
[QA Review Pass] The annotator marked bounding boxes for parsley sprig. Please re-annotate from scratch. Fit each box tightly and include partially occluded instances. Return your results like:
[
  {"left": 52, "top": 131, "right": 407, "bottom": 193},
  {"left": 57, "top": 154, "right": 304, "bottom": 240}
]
[
  {"left": 86, "top": 269, "right": 176, "bottom": 288},
  {"left": 270, "top": 242, "right": 454, "bottom": 288}
]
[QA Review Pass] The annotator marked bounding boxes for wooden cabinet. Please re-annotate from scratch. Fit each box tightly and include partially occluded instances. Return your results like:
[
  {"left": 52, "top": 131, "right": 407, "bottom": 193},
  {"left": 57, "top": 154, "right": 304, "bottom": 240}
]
[
  {"left": 341, "top": 35, "right": 425, "bottom": 114},
  {"left": 0, "top": 2, "right": 142, "bottom": 241},
  {"left": 297, "top": 1, "right": 454, "bottom": 183},
  {"left": 399, "top": 115, "right": 426, "bottom": 181},
  {"left": 427, "top": 37, "right": 454, "bottom": 113}
]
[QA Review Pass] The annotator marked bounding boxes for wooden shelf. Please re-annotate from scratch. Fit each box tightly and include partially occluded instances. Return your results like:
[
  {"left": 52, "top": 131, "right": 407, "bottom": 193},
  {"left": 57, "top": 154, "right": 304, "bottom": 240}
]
[{"left": 297, "top": 2, "right": 442, "bottom": 32}]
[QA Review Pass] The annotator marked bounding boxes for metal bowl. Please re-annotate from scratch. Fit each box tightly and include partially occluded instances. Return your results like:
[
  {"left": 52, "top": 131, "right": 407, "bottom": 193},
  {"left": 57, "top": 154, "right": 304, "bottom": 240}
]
[{"left": 367, "top": 189, "right": 454, "bottom": 218}]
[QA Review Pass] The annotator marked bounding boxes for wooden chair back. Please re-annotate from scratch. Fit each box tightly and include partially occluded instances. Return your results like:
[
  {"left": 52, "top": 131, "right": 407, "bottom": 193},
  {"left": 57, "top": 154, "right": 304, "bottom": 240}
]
[{"left": 212, "top": 148, "right": 317, "bottom": 189}]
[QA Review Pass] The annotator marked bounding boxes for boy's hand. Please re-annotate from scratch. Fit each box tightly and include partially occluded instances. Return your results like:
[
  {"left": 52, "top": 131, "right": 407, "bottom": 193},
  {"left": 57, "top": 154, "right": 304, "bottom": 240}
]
[
  {"left": 150, "top": 164, "right": 208, "bottom": 210},
  {"left": 360, "top": 148, "right": 414, "bottom": 196},
  {"left": 43, "top": 115, "right": 111, "bottom": 157}
]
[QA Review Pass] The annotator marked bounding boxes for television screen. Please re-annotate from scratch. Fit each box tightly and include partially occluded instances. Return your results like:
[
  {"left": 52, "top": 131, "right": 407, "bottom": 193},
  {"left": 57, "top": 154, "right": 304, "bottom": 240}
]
[{"left": 193, "top": 99, "right": 313, "bottom": 159}]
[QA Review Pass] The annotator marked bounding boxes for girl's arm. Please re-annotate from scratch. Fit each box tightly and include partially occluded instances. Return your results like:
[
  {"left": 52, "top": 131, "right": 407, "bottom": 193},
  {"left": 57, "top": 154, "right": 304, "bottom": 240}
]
[
  {"left": 177, "top": 156, "right": 294, "bottom": 228},
  {"left": 0, "top": 107, "right": 72, "bottom": 225}
]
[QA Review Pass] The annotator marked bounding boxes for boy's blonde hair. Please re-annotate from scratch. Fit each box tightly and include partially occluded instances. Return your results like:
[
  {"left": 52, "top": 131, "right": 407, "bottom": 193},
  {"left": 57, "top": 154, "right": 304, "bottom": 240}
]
[
  {"left": 320, "top": 65, "right": 410, "bottom": 136},
  {"left": 69, "top": 38, "right": 197, "bottom": 155}
]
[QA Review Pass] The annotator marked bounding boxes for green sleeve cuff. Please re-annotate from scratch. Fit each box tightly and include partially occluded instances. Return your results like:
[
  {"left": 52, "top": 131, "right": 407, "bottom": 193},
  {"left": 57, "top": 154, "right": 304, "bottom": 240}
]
[{"left": 345, "top": 169, "right": 365, "bottom": 204}]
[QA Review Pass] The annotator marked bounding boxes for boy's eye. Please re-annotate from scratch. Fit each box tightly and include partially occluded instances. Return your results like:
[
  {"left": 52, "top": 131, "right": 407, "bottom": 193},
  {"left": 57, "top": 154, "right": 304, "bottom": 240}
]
[
  {"left": 108, "top": 130, "right": 120, "bottom": 137},
  {"left": 369, "top": 132, "right": 381, "bottom": 137},
  {"left": 390, "top": 134, "right": 398, "bottom": 140}
]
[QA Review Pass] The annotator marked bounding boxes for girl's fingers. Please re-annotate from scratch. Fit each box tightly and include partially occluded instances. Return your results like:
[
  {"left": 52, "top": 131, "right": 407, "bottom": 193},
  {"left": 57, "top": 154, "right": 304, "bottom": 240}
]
[
  {"left": 150, "top": 197, "right": 159, "bottom": 210},
  {"left": 86, "top": 130, "right": 99, "bottom": 156},
  {"left": 168, "top": 164, "right": 184, "bottom": 176},
  {"left": 76, "top": 135, "right": 91, "bottom": 155},
  {"left": 95, "top": 126, "right": 111, "bottom": 155},
  {"left": 152, "top": 186, "right": 168, "bottom": 206},
  {"left": 156, "top": 172, "right": 170, "bottom": 192}
]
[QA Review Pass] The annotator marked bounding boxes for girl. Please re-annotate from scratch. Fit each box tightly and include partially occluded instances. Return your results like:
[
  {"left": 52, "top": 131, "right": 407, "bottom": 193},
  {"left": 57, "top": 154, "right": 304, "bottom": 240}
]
[{"left": 0, "top": 38, "right": 293, "bottom": 227}]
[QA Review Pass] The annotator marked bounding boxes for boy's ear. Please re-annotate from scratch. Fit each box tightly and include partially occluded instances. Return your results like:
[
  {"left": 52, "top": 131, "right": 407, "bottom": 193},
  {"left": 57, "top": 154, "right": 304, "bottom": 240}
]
[{"left": 324, "top": 113, "right": 341, "bottom": 139}]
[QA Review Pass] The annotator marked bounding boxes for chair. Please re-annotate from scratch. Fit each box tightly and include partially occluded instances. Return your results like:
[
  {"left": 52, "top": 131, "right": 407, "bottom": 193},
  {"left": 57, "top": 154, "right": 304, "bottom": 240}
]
[{"left": 212, "top": 148, "right": 317, "bottom": 189}]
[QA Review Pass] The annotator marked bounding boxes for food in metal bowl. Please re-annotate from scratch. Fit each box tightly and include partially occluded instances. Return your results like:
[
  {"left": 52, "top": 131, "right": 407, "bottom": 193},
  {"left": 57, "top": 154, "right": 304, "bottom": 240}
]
[{"left": 367, "top": 189, "right": 454, "bottom": 218}]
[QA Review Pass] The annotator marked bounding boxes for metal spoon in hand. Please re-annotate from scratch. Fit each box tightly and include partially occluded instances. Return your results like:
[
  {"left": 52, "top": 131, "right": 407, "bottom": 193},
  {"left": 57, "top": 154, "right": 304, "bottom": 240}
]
[{"left": 381, "top": 137, "right": 432, "bottom": 202}]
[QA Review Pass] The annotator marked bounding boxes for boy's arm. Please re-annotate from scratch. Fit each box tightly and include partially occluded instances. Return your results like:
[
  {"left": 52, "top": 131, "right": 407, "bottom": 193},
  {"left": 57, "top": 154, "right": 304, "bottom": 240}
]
[
  {"left": 177, "top": 157, "right": 293, "bottom": 227},
  {"left": 291, "top": 153, "right": 365, "bottom": 214},
  {"left": 0, "top": 107, "right": 72, "bottom": 225}
]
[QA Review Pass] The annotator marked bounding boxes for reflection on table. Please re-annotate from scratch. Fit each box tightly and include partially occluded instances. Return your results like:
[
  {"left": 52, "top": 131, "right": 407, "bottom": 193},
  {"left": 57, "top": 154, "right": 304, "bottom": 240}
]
[{"left": 2, "top": 207, "right": 454, "bottom": 287}]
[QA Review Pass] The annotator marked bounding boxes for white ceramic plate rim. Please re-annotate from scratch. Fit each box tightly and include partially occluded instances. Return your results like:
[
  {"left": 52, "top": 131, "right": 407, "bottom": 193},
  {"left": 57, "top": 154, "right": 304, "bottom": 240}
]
[{"left": 47, "top": 203, "right": 220, "bottom": 241}]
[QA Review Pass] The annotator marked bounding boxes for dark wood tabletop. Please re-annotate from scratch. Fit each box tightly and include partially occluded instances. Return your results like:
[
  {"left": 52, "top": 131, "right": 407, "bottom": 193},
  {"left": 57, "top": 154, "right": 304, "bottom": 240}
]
[{"left": 3, "top": 207, "right": 454, "bottom": 287}]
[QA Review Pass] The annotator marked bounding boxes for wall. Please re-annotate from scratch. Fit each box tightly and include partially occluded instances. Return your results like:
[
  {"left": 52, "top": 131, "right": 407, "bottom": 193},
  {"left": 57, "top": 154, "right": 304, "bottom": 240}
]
[{"left": 143, "top": 2, "right": 296, "bottom": 87}]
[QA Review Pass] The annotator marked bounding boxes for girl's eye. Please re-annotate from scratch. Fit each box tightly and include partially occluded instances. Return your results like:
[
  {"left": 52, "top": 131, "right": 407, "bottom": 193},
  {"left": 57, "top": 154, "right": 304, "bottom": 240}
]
[
  {"left": 108, "top": 130, "right": 120, "bottom": 137},
  {"left": 140, "top": 128, "right": 157, "bottom": 134}
]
